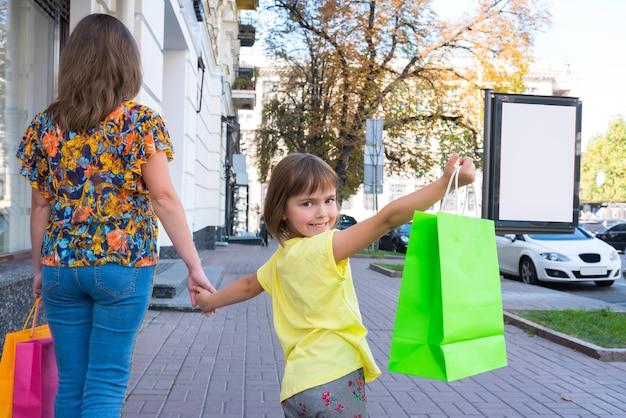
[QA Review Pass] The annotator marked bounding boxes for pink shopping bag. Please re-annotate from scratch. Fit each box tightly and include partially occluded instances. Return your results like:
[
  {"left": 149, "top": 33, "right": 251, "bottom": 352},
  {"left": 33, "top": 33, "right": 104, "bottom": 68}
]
[
  {"left": 12, "top": 337, "right": 58, "bottom": 418},
  {"left": 0, "top": 298, "right": 51, "bottom": 418}
]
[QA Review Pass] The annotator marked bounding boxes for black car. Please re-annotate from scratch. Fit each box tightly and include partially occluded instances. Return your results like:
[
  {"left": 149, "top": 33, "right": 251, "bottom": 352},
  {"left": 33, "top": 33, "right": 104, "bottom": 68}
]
[
  {"left": 378, "top": 222, "right": 412, "bottom": 253},
  {"left": 337, "top": 214, "right": 357, "bottom": 230},
  {"left": 595, "top": 222, "right": 626, "bottom": 252}
]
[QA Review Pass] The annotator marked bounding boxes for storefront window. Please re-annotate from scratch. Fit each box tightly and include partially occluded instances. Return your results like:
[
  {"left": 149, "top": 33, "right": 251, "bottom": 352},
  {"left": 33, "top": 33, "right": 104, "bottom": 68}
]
[{"left": 0, "top": 0, "right": 65, "bottom": 256}]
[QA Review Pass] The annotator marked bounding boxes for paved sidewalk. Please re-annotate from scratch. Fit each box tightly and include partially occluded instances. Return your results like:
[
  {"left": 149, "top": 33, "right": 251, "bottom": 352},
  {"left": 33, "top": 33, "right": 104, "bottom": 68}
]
[{"left": 122, "top": 242, "right": 626, "bottom": 417}]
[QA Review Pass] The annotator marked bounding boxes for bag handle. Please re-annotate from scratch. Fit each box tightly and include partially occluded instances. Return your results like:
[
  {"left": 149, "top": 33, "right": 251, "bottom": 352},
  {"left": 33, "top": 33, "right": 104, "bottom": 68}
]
[
  {"left": 23, "top": 297, "right": 43, "bottom": 339},
  {"left": 443, "top": 166, "right": 476, "bottom": 216}
]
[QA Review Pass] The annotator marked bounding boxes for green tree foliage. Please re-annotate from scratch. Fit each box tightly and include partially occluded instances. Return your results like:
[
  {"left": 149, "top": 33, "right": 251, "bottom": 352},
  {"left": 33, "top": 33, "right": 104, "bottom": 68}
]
[
  {"left": 254, "top": 0, "right": 550, "bottom": 198},
  {"left": 580, "top": 119, "right": 626, "bottom": 202}
]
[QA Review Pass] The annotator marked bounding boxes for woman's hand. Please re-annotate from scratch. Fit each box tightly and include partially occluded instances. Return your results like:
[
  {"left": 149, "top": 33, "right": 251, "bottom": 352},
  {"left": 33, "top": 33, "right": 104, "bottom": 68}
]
[{"left": 32, "top": 271, "right": 42, "bottom": 299}]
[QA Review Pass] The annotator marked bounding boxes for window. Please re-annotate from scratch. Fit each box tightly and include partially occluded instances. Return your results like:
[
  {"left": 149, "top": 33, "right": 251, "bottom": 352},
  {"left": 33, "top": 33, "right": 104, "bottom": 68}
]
[
  {"left": 389, "top": 183, "right": 405, "bottom": 201},
  {"left": 614, "top": 224, "right": 626, "bottom": 232},
  {"left": 0, "top": 0, "right": 67, "bottom": 256}
]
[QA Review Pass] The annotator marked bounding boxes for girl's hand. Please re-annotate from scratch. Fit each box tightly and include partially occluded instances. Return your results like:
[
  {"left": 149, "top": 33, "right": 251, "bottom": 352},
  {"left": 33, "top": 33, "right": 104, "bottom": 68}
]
[
  {"left": 457, "top": 156, "right": 476, "bottom": 188},
  {"left": 443, "top": 153, "right": 476, "bottom": 189}
]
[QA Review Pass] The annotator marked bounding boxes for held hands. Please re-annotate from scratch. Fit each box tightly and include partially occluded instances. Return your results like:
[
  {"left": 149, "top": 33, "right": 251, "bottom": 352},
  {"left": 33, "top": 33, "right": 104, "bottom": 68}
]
[
  {"left": 192, "top": 285, "right": 217, "bottom": 316},
  {"left": 442, "top": 153, "right": 476, "bottom": 189},
  {"left": 187, "top": 270, "right": 217, "bottom": 315}
]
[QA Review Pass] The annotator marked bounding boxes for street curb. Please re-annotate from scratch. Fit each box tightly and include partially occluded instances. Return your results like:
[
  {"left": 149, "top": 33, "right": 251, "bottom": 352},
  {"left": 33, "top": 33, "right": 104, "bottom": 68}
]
[
  {"left": 368, "top": 263, "right": 403, "bottom": 277},
  {"left": 353, "top": 253, "right": 405, "bottom": 260},
  {"left": 504, "top": 311, "right": 626, "bottom": 362}
]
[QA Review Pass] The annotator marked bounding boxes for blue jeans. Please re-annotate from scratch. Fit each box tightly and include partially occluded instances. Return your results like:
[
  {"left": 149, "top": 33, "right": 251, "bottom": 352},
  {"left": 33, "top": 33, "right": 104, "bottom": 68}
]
[{"left": 41, "top": 263, "right": 155, "bottom": 418}]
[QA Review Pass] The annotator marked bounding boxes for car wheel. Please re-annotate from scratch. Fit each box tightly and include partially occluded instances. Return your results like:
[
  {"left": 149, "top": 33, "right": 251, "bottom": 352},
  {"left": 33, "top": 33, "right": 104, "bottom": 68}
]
[
  {"left": 392, "top": 241, "right": 401, "bottom": 253},
  {"left": 594, "top": 280, "right": 615, "bottom": 287},
  {"left": 519, "top": 257, "right": 539, "bottom": 285}
]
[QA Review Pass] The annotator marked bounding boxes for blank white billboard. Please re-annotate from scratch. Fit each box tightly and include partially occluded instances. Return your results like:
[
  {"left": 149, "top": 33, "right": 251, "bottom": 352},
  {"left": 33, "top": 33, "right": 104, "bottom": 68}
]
[
  {"left": 499, "top": 102, "right": 576, "bottom": 222},
  {"left": 484, "top": 93, "right": 582, "bottom": 233}
]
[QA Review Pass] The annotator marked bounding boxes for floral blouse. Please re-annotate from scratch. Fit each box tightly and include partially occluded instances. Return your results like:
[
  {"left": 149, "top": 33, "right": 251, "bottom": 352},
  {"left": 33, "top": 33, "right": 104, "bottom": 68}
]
[{"left": 16, "top": 100, "right": 174, "bottom": 267}]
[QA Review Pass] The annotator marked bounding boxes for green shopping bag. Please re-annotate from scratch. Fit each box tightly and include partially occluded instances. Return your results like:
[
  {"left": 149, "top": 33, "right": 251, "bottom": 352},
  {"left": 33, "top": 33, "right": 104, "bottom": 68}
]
[{"left": 388, "top": 210, "right": 507, "bottom": 381}]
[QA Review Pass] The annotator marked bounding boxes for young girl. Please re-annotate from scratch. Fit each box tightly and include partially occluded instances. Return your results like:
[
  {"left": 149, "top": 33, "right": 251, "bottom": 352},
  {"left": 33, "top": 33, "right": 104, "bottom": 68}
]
[{"left": 193, "top": 152, "right": 475, "bottom": 417}]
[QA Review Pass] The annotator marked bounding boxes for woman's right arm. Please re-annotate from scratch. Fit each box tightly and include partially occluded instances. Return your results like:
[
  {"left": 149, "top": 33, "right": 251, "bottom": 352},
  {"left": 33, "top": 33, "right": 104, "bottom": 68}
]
[{"left": 141, "top": 150, "right": 216, "bottom": 307}]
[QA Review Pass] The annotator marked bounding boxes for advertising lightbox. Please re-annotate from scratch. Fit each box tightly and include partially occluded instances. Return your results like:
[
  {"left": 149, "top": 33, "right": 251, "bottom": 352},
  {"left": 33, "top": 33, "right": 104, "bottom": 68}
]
[{"left": 482, "top": 93, "right": 582, "bottom": 233}]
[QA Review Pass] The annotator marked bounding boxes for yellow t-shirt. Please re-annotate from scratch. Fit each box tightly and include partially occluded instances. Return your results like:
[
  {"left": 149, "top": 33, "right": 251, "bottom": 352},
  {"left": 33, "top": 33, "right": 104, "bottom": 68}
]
[{"left": 257, "top": 230, "right": 381, "bottom": 401}]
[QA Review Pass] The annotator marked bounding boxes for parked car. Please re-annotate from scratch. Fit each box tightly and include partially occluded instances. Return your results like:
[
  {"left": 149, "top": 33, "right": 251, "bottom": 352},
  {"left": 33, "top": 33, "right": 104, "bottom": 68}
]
[
  {"left": 337, "top": 214, "right": 357, "bottom": 230},
  {"left": 594, "top": 222, "right": 626, "bottom": 252},
  {"left": 378, "top": 222, "right": 412, "bottom": 253},
  {"left": 496, "top": 227, "right": 621, "bottom": 287}
]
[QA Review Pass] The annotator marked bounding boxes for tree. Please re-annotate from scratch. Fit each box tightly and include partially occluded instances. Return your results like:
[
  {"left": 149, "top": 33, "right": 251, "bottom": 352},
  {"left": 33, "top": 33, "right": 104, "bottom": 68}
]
[
  {"left": 580, "top": 118, "right": 626, "bottom": 202},
  {"left": 254, "top": 0, "right": 550, "bottom": 199}
]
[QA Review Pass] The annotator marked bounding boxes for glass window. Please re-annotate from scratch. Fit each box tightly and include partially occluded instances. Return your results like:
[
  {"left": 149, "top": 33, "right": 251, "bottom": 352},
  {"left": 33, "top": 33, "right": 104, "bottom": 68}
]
[
  {"left": 389, "top": 183, "right": 405, "bottom": 201},
  {"left": 0, "top": 0, "right": 63, "bottom": 256},
  {"left": 528, "top": 228, "right": 591, "bottom": 241},
  {"left": 613, "top": 224, "right": 626, "bottom": 232}
]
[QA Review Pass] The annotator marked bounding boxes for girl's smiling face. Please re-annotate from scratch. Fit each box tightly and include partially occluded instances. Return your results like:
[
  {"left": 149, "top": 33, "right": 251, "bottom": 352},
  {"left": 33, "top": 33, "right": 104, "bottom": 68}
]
[{"left": 283, "top": 187, "right": 338, "bottom": 239}]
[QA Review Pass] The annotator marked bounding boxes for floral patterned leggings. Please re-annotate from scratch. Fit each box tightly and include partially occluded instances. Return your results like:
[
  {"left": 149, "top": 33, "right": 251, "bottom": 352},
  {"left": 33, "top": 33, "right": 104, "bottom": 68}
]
[{"left": 281, "top": 368, "right": 367, "bottom": 418}]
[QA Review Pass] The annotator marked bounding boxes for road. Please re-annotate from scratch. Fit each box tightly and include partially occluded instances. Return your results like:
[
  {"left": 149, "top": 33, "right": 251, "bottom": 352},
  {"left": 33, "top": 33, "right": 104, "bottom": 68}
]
[{"left": 534, "top": 253, "right": 626, "bottom": 308}]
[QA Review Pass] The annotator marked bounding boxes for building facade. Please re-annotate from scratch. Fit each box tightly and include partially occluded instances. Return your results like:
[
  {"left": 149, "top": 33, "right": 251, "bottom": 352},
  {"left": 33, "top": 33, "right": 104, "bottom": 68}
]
[{"left": 0, "top": 0, "right": 257, "bottom": 258}]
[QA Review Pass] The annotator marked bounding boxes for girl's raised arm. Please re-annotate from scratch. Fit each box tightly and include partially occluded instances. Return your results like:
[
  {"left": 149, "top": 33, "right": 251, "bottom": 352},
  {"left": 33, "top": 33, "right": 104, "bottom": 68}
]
[{"left": 332, "top": 154, "right": 476, "bottom": 262}]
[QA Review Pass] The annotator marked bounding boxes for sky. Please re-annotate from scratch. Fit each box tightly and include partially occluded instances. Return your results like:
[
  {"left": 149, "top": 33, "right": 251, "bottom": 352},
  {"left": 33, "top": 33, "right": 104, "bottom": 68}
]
[{"left": 433, "top": 0, "right": 626, "bottom": 143}]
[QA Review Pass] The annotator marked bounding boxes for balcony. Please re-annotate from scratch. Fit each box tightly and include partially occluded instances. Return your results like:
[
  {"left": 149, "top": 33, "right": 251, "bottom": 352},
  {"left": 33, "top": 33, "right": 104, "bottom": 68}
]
[
  {"left": 238, "top": 22, "right": 256, "bottom": 47},
  {"left": 236, "top": 0, "right": 258, "bottom": 10},
  {"left": 232, "top": 67, "right": 256, "bottom": 110}
]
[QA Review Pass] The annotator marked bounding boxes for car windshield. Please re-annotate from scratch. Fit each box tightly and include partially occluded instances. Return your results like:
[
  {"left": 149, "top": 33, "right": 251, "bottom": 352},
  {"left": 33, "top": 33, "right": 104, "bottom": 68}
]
[
  {"left": 528, "top": 228, "right": 591, "bottom": 241},
  {"left": 398, "top": 223, "right": 412, "bottom": 234}
]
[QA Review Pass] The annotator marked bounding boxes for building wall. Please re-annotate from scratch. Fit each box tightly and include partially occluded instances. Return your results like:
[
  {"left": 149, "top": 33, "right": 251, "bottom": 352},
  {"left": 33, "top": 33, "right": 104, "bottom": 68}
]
[
  {"left": 135, "top": 0, "right": 230, "bottom": 251},
  {"left": 0, "top": 0, "right": 247, "bottom": 258}
]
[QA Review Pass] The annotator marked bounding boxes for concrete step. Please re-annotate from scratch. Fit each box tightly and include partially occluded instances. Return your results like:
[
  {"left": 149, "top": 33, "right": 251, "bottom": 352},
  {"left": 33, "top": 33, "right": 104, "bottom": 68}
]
[
  {"left": 227, "top": 236, "right": 263, "bottom": 245},
  {"left": 150, "top": 259, "right": 224, "bottom": 312}
]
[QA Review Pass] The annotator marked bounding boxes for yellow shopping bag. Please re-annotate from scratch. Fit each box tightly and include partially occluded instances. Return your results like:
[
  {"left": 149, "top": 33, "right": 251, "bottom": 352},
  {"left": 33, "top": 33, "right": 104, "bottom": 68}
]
[{"left": 0, "top": 298, "right": 51, "bottom": 418}]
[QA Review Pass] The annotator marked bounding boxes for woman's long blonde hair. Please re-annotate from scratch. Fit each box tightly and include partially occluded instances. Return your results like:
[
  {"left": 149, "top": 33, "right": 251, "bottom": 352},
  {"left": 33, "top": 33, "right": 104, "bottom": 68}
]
[
  {"left": 263, "top": 153, "right": 339, "bottom": 246},
  {"left": 45, "top": 13, "right": 142, "bottom": 132}
]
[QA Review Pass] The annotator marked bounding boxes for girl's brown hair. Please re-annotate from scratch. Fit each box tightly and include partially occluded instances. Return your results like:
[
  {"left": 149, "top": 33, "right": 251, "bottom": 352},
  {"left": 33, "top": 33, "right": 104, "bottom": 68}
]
[
  {"left": 45, "top": 14, "right": 142, "bottom": 132},
  {"left": 263, "top": 153, "right": 339, "bottom": 246}
]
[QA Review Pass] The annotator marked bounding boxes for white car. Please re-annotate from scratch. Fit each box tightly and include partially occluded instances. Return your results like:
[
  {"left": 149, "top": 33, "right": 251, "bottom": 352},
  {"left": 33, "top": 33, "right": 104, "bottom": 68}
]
[{"left": 496, "top": 228, "right": 622, "bottom": 287}]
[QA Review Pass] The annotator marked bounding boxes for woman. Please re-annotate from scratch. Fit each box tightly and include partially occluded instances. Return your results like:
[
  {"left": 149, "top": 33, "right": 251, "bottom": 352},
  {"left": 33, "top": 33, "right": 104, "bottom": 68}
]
[{"left": 16, "top": 13, "right": 216, "bottom": 417}]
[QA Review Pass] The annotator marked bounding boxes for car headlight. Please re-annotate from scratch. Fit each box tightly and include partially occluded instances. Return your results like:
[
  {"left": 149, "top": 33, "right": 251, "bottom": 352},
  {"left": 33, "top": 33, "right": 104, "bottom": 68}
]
[
  {"left": 400, "top": 236, "right": 409, "bottom": 244},
  {"left": 539, "top": 252, "right": 569, "bottom": 262},
  {"left": 610, "top": 250, "right": 619, "bottom": 261}
]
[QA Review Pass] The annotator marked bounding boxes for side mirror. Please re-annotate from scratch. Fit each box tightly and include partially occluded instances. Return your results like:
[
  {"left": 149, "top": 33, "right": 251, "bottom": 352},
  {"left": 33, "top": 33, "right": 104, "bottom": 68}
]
[{"left": 503, "top": 234, "right": 517, "bottom": 242}]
